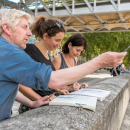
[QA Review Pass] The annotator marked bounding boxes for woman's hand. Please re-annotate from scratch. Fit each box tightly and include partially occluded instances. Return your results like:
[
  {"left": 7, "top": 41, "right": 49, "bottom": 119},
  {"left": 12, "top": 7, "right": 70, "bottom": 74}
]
[
  {"left": 72, "top": 82, "right": 81, "bottom": 91},
  {"left": 57, "top": 89, "right": 70, "bottom": 95},
  {"left": 80, "top": 83, "right": 89, "bottom": 88},
  {"left": 72, "top": 82, "right": 89, "bottom": 91},
  {"left": 32, "top": 96, "right": 52, "bottom": 108},
  {"left": 48, "top": 94, "right": 56, "bottom": 100}
]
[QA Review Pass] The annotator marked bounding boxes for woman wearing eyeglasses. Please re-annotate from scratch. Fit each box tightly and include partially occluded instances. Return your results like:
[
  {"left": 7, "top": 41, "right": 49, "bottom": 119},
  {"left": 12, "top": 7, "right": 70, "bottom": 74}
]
[
  {"left": 52, "top": 34, "right": 89, "bottom": 88},
  {"left": 18, "top": 16, "right": 81, "bottom": 113}
]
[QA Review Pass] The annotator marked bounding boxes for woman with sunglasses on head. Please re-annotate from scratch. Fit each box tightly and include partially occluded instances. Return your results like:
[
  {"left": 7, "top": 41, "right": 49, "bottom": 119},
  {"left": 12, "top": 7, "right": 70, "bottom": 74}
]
[
  {"left": 19, "top": 16, "right": 81, "bottom": 113},
  {"left": 52, "top": 34, "right": 89, "bottom": 88}
]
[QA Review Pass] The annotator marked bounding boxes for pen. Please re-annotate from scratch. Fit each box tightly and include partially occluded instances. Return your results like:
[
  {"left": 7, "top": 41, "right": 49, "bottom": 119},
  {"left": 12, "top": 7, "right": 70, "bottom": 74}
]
[
  {"left": 48, "top": 94, "right": 53, "bottom": 100},
  {"left": 48, "top": 92, "right": 59, "bottom": 100},
  {"left": 124, "top": 45, "right": 130, "bottom": 52}
]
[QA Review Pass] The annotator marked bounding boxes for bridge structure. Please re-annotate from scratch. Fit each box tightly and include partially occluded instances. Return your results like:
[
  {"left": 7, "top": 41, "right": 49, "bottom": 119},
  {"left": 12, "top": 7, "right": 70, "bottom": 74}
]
[{"left": 0, "top": 0, "right": 130, "bottom": 33}]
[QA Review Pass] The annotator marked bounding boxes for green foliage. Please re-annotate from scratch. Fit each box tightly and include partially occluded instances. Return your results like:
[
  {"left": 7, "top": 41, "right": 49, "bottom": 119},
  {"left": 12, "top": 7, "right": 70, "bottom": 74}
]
[
  {"left": 43, "top": 0, "right": 103, "bottom": 5},
  {"left": 83, "top": 32, "right": 130, "bottom": 67},
  {"left": 62, "top": 33, "right": 73, "bottom": 46}
]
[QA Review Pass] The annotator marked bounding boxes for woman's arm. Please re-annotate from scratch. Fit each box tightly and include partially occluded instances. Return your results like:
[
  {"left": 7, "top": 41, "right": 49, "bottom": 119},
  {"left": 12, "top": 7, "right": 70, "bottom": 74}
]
[
  {"left": 15, "top": 91, "right": 50, "bottom": 108},
  {"left": 19, "top": 84, "right": 42, "bottom": 101}
]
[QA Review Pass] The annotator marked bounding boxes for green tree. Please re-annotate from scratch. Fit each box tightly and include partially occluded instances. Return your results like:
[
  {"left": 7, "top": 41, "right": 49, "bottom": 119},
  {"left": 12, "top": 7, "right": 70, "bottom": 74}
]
[{"left": 83, "top": 32, "right": 130, "bottom": 67}]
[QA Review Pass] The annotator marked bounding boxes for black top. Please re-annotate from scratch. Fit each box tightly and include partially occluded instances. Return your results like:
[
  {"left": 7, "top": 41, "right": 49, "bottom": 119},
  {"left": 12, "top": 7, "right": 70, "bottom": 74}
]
[
  {"left": 24, "top": 44, "right": 55, "bottom": 70},
  {"left": 24, "top": 44, "right": 55, "bottom": 96}
]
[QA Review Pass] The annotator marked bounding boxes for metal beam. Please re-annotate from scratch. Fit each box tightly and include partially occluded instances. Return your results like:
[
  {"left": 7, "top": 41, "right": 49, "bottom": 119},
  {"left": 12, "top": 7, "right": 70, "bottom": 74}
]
[
  {"left": 72, "top": 0, "right": 75, "bottom": 14},
  {"left": 1, "top": 0, "right": 130, "bottom": 33},
  {"left": 37, "top": 3, "right": 130, "bottom": 17},
  {"left": 110, "top": 0, "right": 118, "bottom": 10},
  {"left": 118, "top": 12, "right": 125, "bottom": 22},
  {"left": 95, "top": 14, "right": 110, "bottom": 30},
  {"left": 68, "top": 22, "right": 130, "bottom": 27},
  {"left": 94, "top": 0, "right": 96, "bottom": 12},
  {"left": 118, "top": 12, "right": 128, "bottom": 29},
  {"left": 104, "top": 24, "right": 111, "bottom": 31},
  {"left": 95, "top": 14, "right": 104, "bottom": 23},
  {"left": 60, "top": 0, "right": 72, "bottom": 14},
  {"left": 21, "top": 3, "right": 34, "bottom": 16},
  {"left": 35, "top": 0, "right": 38, "bottom": 16},
  {"left": 23, "top": 0, "right": 34, "bottom": 5},
  {"left": 64, "top": 17, "right": 71, "bottom": 25},
  {"left": 39, "top": 0, "right": 52, "bottom": 16},
  {"left": 53, "top": 0, "right": 55, "bottom": 16},
  {"left": 71, "top": 27, "right": 79, "bottom": 32},
  {"left": 117, "top": 0, "right": 120, "bottom": 9},
  {"left": 68, "top": 29, "right": 130, "bottom": 33},
  {"left": 84, "top": 0, "right": 93, "bottom": 12},
  {"left": 74, "top": 16, "right": 94, "bottom": 31},
  {"left": 85, "top": 25, "right": 94, "bottom": 31},
  {"left": 74, "top": 16, "right": 85, "bottom": 24}
]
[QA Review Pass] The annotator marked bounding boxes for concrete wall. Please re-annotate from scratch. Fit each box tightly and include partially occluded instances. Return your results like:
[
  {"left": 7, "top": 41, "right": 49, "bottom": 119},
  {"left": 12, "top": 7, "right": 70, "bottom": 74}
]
[{"left": 0, "top": 74, "right": 130, "bottom": 130}]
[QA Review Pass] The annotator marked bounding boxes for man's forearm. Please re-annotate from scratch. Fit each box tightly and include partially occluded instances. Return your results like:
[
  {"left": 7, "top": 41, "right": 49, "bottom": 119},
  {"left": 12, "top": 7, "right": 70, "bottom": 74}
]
[
  {"left": 48, "top": 57, "right": 100, "bottom": 89},
  {"left": 48, "top": 52, "right": 127, "bottom": 90}
]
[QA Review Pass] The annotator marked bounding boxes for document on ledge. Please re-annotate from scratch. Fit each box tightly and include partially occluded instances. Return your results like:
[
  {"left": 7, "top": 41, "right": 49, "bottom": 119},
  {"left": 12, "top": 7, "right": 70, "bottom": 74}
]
[
  {"left": 49, "top": 95, "right": 97, "bottom": 111},
  {"left": 70, "top": 88, "right": 110, "bottom": 101}
]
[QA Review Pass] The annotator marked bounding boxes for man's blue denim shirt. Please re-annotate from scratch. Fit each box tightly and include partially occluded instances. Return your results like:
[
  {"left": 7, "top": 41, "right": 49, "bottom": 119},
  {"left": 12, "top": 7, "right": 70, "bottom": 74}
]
[{"left": 0, "top": 36, "right": 52, "bottom": 122}]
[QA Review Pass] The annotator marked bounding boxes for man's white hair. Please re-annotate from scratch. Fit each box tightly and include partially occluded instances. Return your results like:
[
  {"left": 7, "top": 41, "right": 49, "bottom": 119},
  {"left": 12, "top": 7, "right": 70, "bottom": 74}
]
[{"left": 0, "top": 9, "right": 31, "bottom": 35}]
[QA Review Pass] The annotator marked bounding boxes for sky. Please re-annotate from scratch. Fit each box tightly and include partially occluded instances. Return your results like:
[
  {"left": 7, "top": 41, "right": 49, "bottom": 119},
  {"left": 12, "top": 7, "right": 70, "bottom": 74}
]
[{"left": 8, "top": 0, "right": 20, "bottom": 3}]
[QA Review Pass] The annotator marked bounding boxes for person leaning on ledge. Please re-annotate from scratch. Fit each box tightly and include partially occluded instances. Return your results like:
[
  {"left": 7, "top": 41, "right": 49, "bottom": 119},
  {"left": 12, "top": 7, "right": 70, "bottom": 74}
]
[{"left": 0, "top": 8, "right": 127, "bottom": 122}]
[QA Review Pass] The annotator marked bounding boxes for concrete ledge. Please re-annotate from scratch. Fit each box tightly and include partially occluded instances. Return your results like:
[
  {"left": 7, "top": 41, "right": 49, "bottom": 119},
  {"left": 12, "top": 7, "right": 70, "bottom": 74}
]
[
  {"left": 120, "top": 100, "right": 130, "bottom": 130},
  {"left": 0, "top": 74, "right": 130, "bottom": 130}
]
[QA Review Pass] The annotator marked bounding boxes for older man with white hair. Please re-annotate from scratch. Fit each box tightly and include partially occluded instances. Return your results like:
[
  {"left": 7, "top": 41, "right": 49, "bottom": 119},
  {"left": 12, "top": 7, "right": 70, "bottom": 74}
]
[{"left": 0, "top": 9, "right": 127, "bottom": 122}]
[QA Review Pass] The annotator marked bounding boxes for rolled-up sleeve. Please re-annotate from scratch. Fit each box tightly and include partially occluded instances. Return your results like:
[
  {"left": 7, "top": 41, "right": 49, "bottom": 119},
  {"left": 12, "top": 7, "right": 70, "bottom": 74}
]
[{"left": 35, "top": 65, "right": 52, "bottom": 90}]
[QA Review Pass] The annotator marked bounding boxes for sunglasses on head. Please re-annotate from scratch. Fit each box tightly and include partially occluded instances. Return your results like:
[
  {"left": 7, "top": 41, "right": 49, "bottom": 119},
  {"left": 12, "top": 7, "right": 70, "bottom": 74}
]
[
  {"left": 56, "top": 22, "right": 64, "bottom": 28},
  {"left": 46, "top": 22, "right": 64, "bottom": 32}
]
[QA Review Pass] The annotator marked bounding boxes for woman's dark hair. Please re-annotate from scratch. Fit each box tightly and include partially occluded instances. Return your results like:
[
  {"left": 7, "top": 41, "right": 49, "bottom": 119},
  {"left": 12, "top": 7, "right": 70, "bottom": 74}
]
[
  {"left": 31, "top": 15, "right": 65, "bottom": 39},
  {"left": 62, "top": 33, "right": 87, "bottom": 54}
]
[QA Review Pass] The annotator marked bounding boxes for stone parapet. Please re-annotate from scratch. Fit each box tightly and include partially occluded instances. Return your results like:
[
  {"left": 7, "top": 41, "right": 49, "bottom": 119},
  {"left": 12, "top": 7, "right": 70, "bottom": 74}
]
[{"left": 0, "top": 74, "right": 130, "bottom": 130}]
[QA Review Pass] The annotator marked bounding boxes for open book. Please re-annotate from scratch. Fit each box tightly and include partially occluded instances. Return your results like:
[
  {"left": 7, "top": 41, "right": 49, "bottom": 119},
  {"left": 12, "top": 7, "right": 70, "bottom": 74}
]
[
  {"left": 49, "top": 88, "right": 110, "bottom": 111},
  {"left": 49, "top": 94, "right": 97, "bottom": 111},
  {"left": 70, "top": 88, "right": 110, "bottom": 101}
]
